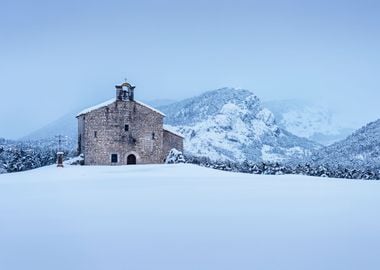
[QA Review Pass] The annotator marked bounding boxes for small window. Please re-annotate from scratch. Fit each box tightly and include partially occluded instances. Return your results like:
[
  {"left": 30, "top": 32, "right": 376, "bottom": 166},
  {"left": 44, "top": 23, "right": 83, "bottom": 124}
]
[
  {"left": 111, "top": 154, "right": 118, "bottom": 163},
  {"left": 94, "top": 131, "right": 97, "bottom": 138},
  {"left": 125, "top": 124, "right": 129, "bottom": 131},
  {"left": 152, "top": 132, "right": 155, "bottom": 140},
  {"left": 78, "top": 134, "right": 82, "bottom": 153}
]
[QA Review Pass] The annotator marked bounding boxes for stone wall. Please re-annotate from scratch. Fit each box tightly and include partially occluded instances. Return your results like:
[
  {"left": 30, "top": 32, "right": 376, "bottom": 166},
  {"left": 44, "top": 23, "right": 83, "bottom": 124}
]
[
  {"left": 163, "top": 130, "right": 184, "bottom": 161},
  {"left": 78, "top": 100, "right": 165, "bottom": 165},
  {"left": 77, "top": 115, "right": 85, "bottom": 155}
]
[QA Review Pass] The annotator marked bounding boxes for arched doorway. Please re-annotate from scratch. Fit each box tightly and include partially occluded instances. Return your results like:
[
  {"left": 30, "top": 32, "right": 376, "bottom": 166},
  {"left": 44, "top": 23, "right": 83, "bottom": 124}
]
[{"left": 127, "top": 154, "right": 137, "bottom": 165}]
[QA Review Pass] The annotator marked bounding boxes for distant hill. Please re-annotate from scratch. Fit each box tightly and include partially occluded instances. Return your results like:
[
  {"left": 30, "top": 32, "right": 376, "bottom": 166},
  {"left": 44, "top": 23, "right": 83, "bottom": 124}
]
[
  {"left": 310, "top": 119, "right": 380, "bottom": 169},
  {"left": 263, "top": 99, "right": 354, "bottom": 145},
  {"left": 22, "top": 110, "right": 78, "bottom": 141}
]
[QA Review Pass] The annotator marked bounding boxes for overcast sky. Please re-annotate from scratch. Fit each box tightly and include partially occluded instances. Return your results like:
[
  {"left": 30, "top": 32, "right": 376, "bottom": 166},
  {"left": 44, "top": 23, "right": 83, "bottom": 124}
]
[{"left": 1, "top": 0, "right": 379, "bottom": 139}]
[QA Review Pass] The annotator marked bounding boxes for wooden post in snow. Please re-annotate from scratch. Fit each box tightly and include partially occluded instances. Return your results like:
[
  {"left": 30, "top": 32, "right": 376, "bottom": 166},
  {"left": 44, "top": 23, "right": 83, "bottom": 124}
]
[{"left": 57, "top": 152, "right": 64, "bottom": 167}]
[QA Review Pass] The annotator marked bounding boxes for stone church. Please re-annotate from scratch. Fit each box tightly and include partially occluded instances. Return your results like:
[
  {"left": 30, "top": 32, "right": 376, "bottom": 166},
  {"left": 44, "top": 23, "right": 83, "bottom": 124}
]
[{"left": 76, "top": 82, "right": 184, "bottom": 165}]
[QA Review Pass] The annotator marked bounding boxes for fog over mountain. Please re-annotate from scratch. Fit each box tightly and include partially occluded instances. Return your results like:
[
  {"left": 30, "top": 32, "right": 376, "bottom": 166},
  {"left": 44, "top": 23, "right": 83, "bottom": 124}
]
[{"left": 263, "top": 99, "right": 355, "bottom": 145}]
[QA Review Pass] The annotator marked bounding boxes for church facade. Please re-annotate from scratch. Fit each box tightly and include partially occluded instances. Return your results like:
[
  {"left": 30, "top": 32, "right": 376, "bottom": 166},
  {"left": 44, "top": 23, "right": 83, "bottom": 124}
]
[{"left": 76, "top": 82, "right": 184, "bottom": 165}]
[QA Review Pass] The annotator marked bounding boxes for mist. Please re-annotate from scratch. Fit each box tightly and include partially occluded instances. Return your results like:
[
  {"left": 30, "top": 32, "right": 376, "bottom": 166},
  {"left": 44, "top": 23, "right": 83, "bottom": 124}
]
[{"left": 1, "top": 0, "right": 379, "bottom": 139}]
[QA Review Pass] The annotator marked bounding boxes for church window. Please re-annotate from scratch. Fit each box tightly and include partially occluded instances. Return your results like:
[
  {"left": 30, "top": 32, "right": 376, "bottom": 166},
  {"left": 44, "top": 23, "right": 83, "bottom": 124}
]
[{"left": 111, "top": 154, "right": 118, "bottom": 163}]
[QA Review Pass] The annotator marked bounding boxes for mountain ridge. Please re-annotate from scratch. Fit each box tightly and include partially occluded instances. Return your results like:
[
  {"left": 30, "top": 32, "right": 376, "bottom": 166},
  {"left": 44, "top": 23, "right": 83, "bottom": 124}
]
[{"left": 158, "top": 88, "right": 320, "bottom": 162}]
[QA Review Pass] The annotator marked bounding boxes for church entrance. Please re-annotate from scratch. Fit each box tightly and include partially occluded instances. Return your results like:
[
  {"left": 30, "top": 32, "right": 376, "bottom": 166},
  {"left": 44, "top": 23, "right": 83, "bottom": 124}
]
[{"left": 127, "top": 154, "right": 137, "bottom": 165}]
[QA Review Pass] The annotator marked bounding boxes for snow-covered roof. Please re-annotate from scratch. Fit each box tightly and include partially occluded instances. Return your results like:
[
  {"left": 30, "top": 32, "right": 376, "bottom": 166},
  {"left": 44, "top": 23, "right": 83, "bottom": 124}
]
[
  {"left": 76, "top": 98, "right": 166, "bottom": 117},
  {"left": 76, "top": 98, "right": 115, "bottom": 117},
  {"left": 135, "top": 100, "right": 166, "bottom": 117},
  {"left": 163, "top": 125, "right": 185, "bottom": 138}
]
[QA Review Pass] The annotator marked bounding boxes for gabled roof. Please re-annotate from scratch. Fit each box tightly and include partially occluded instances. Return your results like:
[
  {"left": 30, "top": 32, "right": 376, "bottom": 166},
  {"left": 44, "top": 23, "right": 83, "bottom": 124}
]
[
  {"left": 76, "top": 98, "right": 115, "bottom": 117},
  {"left": 135, "top": 100, "right": 166, "bottom": 117},
  {"left": 163, "top": 125, "right": 185, "bottom": 138},
  {"left": 76, "top": 98, "right": 166, "bottom": 117}
]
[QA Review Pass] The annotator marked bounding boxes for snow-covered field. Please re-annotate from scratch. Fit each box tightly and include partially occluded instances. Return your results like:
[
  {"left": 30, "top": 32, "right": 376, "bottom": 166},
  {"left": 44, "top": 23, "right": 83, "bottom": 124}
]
[{"left": 0, "top": 164, "right": 379, "bottom": 270}]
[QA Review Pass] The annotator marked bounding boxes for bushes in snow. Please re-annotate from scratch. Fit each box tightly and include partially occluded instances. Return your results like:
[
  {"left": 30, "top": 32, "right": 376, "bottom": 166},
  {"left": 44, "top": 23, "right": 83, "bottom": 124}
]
[
  {"left": 67, "top": 154, "right": 85, "bottom": 166},
  {"left": 185, "top": 155, "right": 380, "bottom": 180},
  {"left": 0, "top": 138, "right": 76, "bottom": 173},
  {"left": 165, "top": 149, "right": 185, "bottom": 164}
]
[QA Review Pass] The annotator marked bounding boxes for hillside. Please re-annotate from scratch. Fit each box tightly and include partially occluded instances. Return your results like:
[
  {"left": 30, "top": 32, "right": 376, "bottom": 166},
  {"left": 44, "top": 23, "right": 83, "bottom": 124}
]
[
  {"left": 22, "top": 111, "right": 78, "bottom": 141},
  {"left": 311, "top": 119, "right": 380, "bottom": 169},
  {"left": 159, "top": 88, "right": 320, "bottom": 162},
  {"left": 0, "top": 164, "right": 379, "bottom": 270}
]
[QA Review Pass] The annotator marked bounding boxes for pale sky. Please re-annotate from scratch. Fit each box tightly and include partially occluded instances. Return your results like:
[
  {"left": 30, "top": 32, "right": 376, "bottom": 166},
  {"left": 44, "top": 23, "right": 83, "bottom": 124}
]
[{"left": 1, "top": 0, "right": 379, "bottom": 139}]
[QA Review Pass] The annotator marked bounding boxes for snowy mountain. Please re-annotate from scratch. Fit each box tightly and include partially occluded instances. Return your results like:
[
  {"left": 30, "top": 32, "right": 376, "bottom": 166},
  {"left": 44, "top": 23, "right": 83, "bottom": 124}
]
[
  {"left": 159, "top": 88, "right": 320, "bottom": 162},
  {"left": 263, "top": 99, "right": 353, "bottom": 145},
  {"left": 310, "top": 119, "right": 380, "bottom": 169}
]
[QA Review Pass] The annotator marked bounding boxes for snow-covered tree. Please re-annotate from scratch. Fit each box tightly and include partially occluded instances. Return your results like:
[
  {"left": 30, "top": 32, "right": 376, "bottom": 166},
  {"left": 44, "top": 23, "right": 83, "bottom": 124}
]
[{"left": 165, "top": 149, "right": 186, "bottom": 164}]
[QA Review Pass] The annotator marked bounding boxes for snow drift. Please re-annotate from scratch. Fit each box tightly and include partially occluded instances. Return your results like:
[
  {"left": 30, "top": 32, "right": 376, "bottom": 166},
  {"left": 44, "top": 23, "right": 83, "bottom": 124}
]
[{"left": 0, "top": 164, "right": 379, "bottom": 270}]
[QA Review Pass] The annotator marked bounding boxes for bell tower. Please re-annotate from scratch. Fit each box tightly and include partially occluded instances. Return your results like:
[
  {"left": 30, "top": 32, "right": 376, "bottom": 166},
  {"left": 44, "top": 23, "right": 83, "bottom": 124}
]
[{"left": 115, "top": 81, "right": 136, "bottom": 101}]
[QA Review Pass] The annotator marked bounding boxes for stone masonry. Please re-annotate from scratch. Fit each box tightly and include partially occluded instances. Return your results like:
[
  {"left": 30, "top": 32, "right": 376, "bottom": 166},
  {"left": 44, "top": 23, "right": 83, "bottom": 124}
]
[
  {"left": 163, "top": 129, "right": 184, "bottom": 161},
  {"left": 77, "top": 83, "right": 184, "bottom": 165}
]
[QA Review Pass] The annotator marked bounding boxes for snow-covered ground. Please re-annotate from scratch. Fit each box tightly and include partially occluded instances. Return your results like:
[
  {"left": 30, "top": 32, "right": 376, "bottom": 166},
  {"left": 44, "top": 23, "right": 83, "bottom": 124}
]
[{"left": 0, "top": 164, "right": 379, "bottom": 270}]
